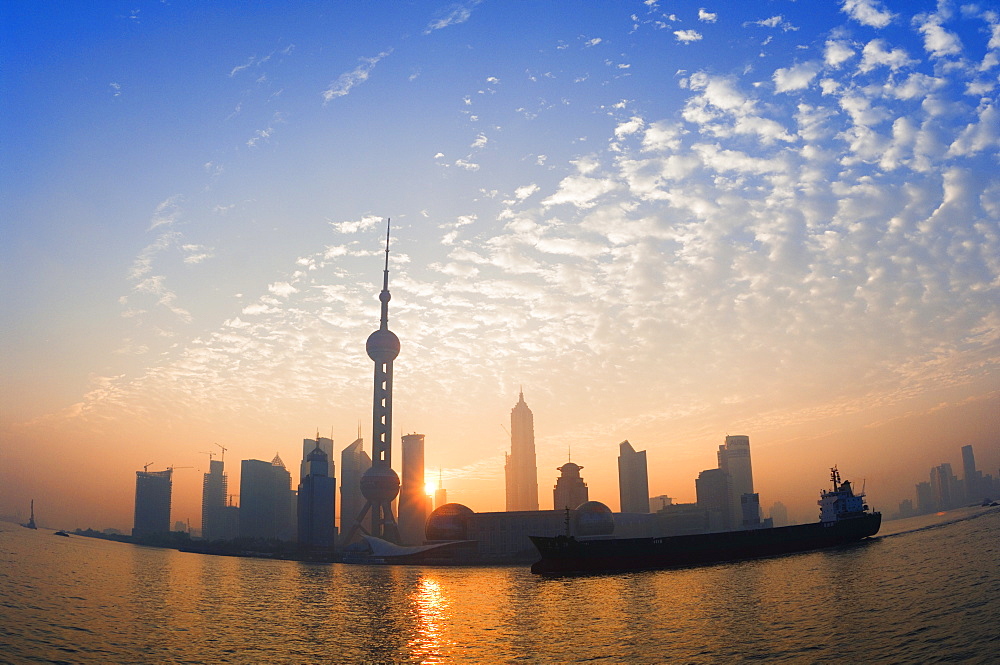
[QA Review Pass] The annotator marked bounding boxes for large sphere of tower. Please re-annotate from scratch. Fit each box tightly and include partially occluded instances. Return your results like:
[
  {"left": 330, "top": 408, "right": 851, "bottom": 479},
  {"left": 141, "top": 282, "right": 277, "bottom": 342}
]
[
  {"left": 360, "top": 465, "right": 400, "bottom": 503},
  {"left": 366, "top": 328, "right": 400, "bottom": 362}
]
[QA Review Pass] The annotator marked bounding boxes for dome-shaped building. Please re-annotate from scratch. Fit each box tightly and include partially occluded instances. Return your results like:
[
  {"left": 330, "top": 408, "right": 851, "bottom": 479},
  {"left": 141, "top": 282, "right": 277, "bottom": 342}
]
[
  {"left": 573, "top": 500, "right": 615, "bottom": 537},
  {"left": 425, "top": 503, "right": 475, "bottom": 541}
]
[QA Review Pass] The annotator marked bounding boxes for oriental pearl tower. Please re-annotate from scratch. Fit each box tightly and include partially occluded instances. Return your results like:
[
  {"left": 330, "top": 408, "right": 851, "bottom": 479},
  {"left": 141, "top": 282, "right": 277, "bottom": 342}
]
[{"left": 356, "top": 219, "right": 402, "bottom": 543}]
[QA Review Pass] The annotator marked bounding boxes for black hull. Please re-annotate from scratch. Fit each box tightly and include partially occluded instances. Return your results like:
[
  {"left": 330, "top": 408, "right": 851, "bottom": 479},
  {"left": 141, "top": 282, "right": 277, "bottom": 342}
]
[{"left": 530, "top": 512, "right": 881, "bottom": 574}]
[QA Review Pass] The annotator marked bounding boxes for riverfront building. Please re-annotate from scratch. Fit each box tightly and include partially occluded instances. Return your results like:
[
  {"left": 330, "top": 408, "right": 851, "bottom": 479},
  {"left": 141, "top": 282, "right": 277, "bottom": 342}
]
[
  {"left": 339, "top": 438, "right": 370, "bottom": 544},
  {"left": 297, "top": 444, "right": 336, "bottom": 550},
  {"left": 618, "top": 440, "right": 650, "bottom": 513},
  {"left": 553, "top": 462, "right": 589, "bottom": 510},
  {"left": 505, "top": 391, "right": 539, "bottom": 511},
  {"left": 239, "top": 455, "right": 295, "bottom": 541},
  {"left": 133, "top": 469, "right": 172, "bottom": 538},
  {"left": 398, "top": 433, "right": 429, "bottom": 546}
]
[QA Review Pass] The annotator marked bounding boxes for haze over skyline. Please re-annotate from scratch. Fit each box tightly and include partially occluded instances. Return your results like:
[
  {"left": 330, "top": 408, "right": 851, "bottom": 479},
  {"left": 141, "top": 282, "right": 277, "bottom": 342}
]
[{"left": 3, "top": 0, "right": 998, "bottom": 531}]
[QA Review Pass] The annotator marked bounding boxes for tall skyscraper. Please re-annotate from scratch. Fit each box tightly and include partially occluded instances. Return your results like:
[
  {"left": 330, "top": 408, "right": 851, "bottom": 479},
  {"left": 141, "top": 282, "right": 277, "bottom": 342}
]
[
  {"left": 617, "top": 440, "right": 650, "bottom": 513},
  {"left": 201, "top": 459, "right": 228, "bottom": 541},
  {"left": 718, "top": 435, "right": 754, "bottom": 529},
  {"left": 553, "top": 462, "right": 589, "bottom": 510},
  {"left": 301, "top": 436, "right": 334, "bottom": 481},
  {"left": 340, "top": 438, "right": 370, "bottom": 544},
  {"left": 133, "top": 469, "right": 172, "bottom": 538},
  {"left": 505, "top": 390, "right": 539, "bottom": 511},
  {"left": 239, "top": 455, "right": 295, "bottom": 541},
  {"left": 930, "top": 463, "right": 959, "bottom": 510},
  {"left": 350, "top": 222, "right": 401, "bottom": 543},
  {"left": 961, "top": 445, "right": 982, "bottom": 502},
  {"left": 297, "top": 443, "right": 337, "bottom": 550},
  {"left": 398, "top": 433, "right": 428, "bottom": 545}
]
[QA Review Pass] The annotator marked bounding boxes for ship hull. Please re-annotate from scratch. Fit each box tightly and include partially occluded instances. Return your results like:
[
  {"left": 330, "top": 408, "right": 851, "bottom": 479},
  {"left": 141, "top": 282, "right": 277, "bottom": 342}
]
[{"left": 530, "top": 512, "right": 881, "bottom": 574}]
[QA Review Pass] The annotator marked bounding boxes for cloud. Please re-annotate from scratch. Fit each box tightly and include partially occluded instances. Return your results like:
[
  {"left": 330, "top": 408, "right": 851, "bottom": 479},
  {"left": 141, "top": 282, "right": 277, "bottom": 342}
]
[
  {"left": 424, "top": 1, "right": 481, "bottom": 34},
  {"left": 841, "top": 0, "right": 894, "bottom": 28},
  {"left": 322, "top": 50, "right": 392, "bottom": 103},
  {"left": 773, "top": 61, "right": 822, "bottom": 93},
  {"left": 330, "top": 215, "right": 382, "bottom": 234},
  {"left": 698, "top": 9, "right": 717, "bottom": 23},
  {"left": 914, "top": 14, "right": 963, "bottom": 58},
  {"left": 858, "top": 39, "right": 916, "bottom": 73},
  {"left": 147, "top": 196, "right": 182, "bottom": 231},
  {"left": 824, "top": 39, "right": 855, "bottom": 68},
  {"left": 674, "top": 30, "right": 703, "bottom": 43}
]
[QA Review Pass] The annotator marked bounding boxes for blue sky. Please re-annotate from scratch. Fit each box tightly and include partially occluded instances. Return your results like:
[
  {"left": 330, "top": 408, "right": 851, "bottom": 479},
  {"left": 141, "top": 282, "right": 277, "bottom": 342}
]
[{"left": 2, "top": 0, "right": 998, "bottom": 529}]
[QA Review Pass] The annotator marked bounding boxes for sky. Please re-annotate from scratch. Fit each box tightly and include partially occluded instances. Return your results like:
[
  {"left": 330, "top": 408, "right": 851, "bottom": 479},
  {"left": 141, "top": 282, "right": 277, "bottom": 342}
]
[{"left": 2, "top": 0, "right": 998, "bottom": 532}]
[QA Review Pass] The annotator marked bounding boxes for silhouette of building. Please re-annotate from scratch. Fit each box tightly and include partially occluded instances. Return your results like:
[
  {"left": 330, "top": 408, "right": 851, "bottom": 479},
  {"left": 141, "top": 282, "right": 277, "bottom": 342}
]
[
  {"left": 718, "top": 435, "right": 755, "bottom": 529},
  {"left": 961, "top": 444, "right": 983, "bottom": 502},
  {"left": 916, "top": 481, "right": 935, "bottom": 514},
  {"left": 505, "top": 390, "right": 539, "bottom": 511},
  {"left": 398, "top": 433, "right": 429, "bottom": 545},
  {"left": 740, "top": 493, "right": 762, "bottom": 528},
  {"left": 617, "top": 440, "right": 650, "bottom": 513},
  {"left": 133, "top": 469, "right": 172, "bottom": 538},
  {"left": 769, "top": 501, "right": 789, "bottom": 527},
  {"left": 301, "top": 436, "right": 334, "bottom": 481},
  {"left": 339, "top": 438, "right": 370, "bottom": 544},
  {"left": 349, "top": 223, "right": 401, "bottom": 543},
  {"left": 201, "top": 459, "right": 229, "bottom": 541},
  {"left": 930, "top": 463, "right": 960, "bottom": 510},
  {"left": 434, "top": 469, "right": 447, "bottom": 510},
  {"left": 695, "top": 468, "right": 731, "bottom": 529},
  {"left": 239, "top": 455, "right": 295, "bottom": 541},
  {"left": 297, "top": 443, "right": 336, "bottom": 550},
  {"left": 553, "top": 462, "right": 588, "bottom": 510}
]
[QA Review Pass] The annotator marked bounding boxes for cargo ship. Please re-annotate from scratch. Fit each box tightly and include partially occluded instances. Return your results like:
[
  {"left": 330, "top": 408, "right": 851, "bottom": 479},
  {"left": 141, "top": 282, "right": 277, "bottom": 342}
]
[{"left": 530, "top": 467, "right": 881, "bottom": 574}]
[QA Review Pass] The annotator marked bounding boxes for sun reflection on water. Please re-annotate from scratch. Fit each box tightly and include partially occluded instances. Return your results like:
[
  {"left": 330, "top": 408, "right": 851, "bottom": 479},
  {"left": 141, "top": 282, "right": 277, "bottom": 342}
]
[{"left": 407, "top": 575, "right": 449, "bottom": 663}]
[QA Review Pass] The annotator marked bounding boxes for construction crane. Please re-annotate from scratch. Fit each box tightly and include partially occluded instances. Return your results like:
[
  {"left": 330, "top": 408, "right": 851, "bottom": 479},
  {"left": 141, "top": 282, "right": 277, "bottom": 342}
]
[
  {"left": 199, "top": 451, "right": 215, "bottom": 463},
  {"left": 166, "top": 465, "right": 193, "bottom": 472},
  {"left": 143, "top": 461, "right": 155, "bottom": 472},
  {"left": 213, "top": 442, "right": 228, "bottom": 462}
]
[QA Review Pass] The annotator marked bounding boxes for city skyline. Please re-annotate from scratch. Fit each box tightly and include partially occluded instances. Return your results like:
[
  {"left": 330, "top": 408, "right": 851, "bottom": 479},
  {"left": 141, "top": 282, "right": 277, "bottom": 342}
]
[{"left": 3, "top": 1, "right": 999, "bottom": 531}]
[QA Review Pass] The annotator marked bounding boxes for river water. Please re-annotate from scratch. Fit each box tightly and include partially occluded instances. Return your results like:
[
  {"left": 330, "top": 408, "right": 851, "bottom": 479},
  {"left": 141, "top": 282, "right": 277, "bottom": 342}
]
[{"left": 1, "top": 506, "right": 997, "bottom": 664}]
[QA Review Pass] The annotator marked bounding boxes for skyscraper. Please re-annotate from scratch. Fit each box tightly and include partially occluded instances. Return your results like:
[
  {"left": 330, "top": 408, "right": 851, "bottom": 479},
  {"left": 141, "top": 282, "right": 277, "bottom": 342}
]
[
  {"left": 340, "top": 437, "right": 370, "bottom": 544},
  {"left": 718, "top": 435, "right": 754, "bottom": 529},
  {"left": 201, "top": 459, "right": 227, "bottom": 541},
  {"left": 617, "top": 440, "right": 650, "bottom": 513},
  {"left": 239, "top": 455, "right": 295, "bottom": 541},
  {"left": 695, "top": 468, "right": 731, "bottom": 529},
  {"left": 962, "top": 445, "right": 982, "bottom": 502},
  {"left": 553, "top": 462, "right": 588, "bottom": 510},
  {"left": 297, "top": 443, "right": 336, "bottom": 550},
  {"left": 133, "top": 469, "right": 172, "bottom": 538},
  {"left": 301, "top": 436, "right": 334, "bottom": 481},
  {"left": 398, "top": 433, "right": 428, "bottom": 545},
  {"left": 350, "top": 222, "right": 401, "bottom": 542},
  {"left": 930, "top": 463, "right": 959, "bottom": 510},
  {"left": 434, "top": 469, "right": 447, "bottom": 510},
  {"left": 505, "top": 390, "right": 539, "bottom": 511}
]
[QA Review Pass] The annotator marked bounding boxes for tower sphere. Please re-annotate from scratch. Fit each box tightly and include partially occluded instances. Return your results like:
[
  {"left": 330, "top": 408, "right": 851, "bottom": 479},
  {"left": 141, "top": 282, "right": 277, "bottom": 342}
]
[
  {"left": 360, "top": 465, "right": 400, "bottom": 503},
  {"left": 366, "top": 329, "right": 400, "bottom": 362}
]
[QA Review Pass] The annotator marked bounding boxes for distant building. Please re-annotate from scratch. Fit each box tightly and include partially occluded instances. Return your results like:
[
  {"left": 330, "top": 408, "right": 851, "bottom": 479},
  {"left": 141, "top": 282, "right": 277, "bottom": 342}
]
[
  {"left": 505, "top": 390, "right": 539, "bottom": 511},
  {"left": 769, "top": 501, "right": 789, "bottom": 527},
  {"left": 930, "top": 463, "right": 960, "bottom": 511},
  {"left": 398, "top": 433, "right": 429, "bottom": 545},
  {"left": 201, "top": 459, "right": 229, "bottom": 541},
  {"left": 740, "top": 493, "right": 762, "bottom": 528},
  {"left": 239, "top": 455, "right": 295, "bottom": 541},
  {"left": 339, "top": 438, "right": 370, "bottom": 545},
  {"left": 553, "top": 462, "right": 589, "bottom": 510},
  {"left": 301, "top": 436, "right": 334, "bottom": 481},
  {"left": 618, "top": 440, "right": 650, "bottom": 514},
  {"left": 297, "top": 443, "right": 336, "bottom": 550},
  {"left": 433, "top": 469, "right": 447, "bottom": 510},
  {"left": 916, "top": 481, "right": 935, "bottom": 514},
  {"left": 961, "top": 445, "right": 983, "bottom": 502},
  {"left": 695, "top": 468, "right": 731, "bottom": 529},
  {"left": 133, "top": 469, "right": 172, "bottom": 538},
  {"left": 718, "top": 435, "right": 754, "bottom": 529},
  {"left": 650, "top": 495, "right": 673, "bottom": 512}
]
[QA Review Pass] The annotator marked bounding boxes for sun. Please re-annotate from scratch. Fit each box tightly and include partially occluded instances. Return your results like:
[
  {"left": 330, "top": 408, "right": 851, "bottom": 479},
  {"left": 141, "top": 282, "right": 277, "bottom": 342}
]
[{"left": 425, "top": 481, "right": 436, "bottom": 497}]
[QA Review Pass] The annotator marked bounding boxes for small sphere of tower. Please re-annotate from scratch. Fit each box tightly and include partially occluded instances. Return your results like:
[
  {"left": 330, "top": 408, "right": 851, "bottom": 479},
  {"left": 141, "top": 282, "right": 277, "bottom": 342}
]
[{"left": 366, "top": 329, "right": 400, "bottom": 362}]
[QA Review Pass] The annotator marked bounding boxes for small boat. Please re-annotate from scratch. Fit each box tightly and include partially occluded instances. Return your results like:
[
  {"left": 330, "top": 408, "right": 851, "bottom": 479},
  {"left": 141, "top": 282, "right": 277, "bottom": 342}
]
[
  {"left": 21, "top": 500, "right": 37, "bottom": 530},
  {"left": 53, "top": 530, "right": 70, "bottom": 537},
  {"left": 530, "top": 466, "right": 881, "bottom": 574}
]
